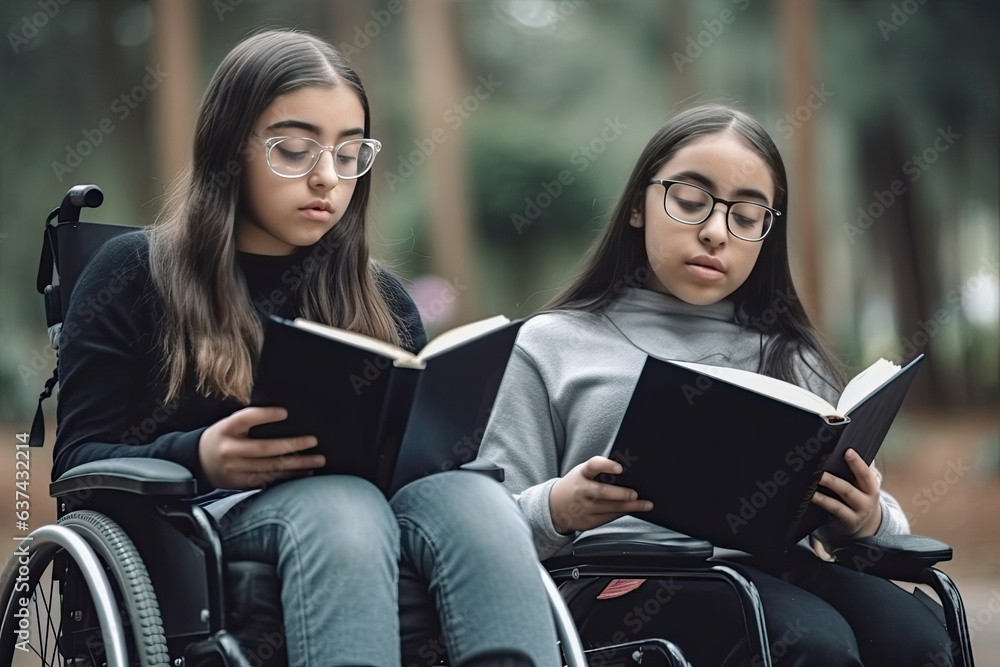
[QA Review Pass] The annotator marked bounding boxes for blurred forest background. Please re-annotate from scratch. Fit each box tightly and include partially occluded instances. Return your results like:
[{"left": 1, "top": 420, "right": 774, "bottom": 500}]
[{"left": 0, "top": 0, "right": 998, "bottom": 659}]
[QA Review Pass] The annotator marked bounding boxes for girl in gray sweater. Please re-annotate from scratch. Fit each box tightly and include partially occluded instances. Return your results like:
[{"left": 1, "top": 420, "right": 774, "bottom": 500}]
[{"left": 478, "top": 104, "right": 952, "bottom": 666}]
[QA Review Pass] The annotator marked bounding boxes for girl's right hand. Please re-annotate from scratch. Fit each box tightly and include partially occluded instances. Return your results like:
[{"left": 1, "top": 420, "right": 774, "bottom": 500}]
[
  {"left": 548, "top": 456, "right": 653, "bottom": 535},
  {"left": 198, "top": 407, "right": 326, "bottom": 490}
]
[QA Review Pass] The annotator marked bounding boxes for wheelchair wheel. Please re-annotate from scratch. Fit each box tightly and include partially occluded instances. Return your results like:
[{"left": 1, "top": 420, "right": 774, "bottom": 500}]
[{"left": 0, "top": 510, "right": 170, "bottom": 666}]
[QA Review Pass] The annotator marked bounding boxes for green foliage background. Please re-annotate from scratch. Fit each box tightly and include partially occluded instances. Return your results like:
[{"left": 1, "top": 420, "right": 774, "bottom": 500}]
[{"left": 0, "top": 0, "right": 997, "bottom": 423}]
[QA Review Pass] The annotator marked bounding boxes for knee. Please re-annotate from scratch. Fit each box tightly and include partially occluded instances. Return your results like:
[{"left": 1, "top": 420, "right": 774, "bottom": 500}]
[
  {"left": 394, "top": 471, "right": 517, "bottom": 521},
  {"left": 278, "top": 475, "right": 398, "bottom": 558},
  {"left": 393, "top": 471, "right": 530, "bottom": 545}
]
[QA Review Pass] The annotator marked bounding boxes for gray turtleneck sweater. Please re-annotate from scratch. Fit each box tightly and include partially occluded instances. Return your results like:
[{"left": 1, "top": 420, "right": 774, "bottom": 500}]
[{"left": 477, "top": 288, "right": 909, "bottom": 559}]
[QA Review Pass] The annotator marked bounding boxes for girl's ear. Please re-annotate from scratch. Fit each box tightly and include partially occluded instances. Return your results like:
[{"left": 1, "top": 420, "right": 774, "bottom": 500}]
[{"left": 629, "top": 203, "right": 644, "bottom": 228}]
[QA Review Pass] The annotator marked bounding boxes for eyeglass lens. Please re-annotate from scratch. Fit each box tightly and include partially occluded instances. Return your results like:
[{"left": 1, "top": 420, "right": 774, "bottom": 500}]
[
  {"left": 665, "top": 182, "right": 772, "bottom": 240},
  {"left": 268, "top": 137, "right": 378, "bottom": 178}
]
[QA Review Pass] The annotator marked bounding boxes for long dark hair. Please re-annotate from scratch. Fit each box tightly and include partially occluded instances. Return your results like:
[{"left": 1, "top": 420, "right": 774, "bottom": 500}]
[
  {"left": 549, "top": 104, "right": 843, "bottom": 388},
  {"left": 148, "top": 29, "right": 399, "bottom": 403}
]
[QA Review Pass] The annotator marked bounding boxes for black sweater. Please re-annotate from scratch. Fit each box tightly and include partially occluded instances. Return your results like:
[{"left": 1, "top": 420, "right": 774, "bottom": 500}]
[{"left": 53, "top": 230, "right": 427, "bottom": 494}]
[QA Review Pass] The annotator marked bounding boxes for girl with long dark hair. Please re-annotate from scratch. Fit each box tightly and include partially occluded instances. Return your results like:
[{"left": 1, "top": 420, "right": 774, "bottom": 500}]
[
  {"left": 55, "top": 29, "right": 558, "bottom": 667},
  {"left": 477, "top": 104, "right": 952, "bottom": 666}
]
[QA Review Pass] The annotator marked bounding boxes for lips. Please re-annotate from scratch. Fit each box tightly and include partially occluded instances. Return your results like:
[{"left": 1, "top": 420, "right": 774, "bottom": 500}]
[
  {"left": 301, "top": 200, "right": 334, "bottom": 213},
  {"left": 300, "top": 200, "right": 334, "bottom": 222},
  {"left": 687, "top": 255, "right": 725, "bottom": 273}
]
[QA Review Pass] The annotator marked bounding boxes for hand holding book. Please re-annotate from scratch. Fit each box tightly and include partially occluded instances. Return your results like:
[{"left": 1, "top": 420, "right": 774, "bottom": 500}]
[
  {"left": 200, "top": 406, "right": 325, "bottom": 490},
  {"left": 548, "top": 456, "right": 654, "bottom": 534},
  {"left": 811, "top": 447, "right": 884, "bottom": 540}
]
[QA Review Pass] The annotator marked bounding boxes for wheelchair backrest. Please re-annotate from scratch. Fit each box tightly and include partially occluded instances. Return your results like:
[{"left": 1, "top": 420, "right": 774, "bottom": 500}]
[
  {"left": 31, "top": 185, "right": 139, "bottom": 448},
  {"left": 37, "top": 184, "right": 140, "bottom": 330}
]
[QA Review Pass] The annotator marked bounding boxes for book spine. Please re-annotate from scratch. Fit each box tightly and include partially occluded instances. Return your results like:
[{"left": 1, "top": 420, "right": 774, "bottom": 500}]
[
  {"left": 373, "top": 366, "right": 420, "bottom": 493},
  {"left": 784, "top": 421, "right": 846, "bottom": 544}
]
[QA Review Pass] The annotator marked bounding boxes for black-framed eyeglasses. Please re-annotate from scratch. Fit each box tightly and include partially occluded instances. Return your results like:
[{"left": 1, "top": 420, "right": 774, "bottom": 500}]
[
  {"left": 252, "top": 134, "right": 382, "bottom": 179},
  {"left": 649, "top": 179, "right": 779, "bottom": 242}
]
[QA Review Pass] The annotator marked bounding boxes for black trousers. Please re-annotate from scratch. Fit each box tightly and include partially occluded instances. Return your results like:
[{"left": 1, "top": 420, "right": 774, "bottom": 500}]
[{"left": 564, "top": 547, "right": 954, "bottom": 666}]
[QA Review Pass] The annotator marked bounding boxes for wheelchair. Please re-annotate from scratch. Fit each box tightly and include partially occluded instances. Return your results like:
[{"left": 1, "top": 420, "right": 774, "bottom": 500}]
[{"left": 1, "top": 184, "right": 976, "bottom": 667}]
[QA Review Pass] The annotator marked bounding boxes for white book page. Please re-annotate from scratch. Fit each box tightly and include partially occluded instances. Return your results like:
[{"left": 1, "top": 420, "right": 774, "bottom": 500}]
[
  {"left": 836, "top": 358, "right": 901, "bottom": 414},
  {"left": 417, "top": 315, "right": 511, "bottom": 361},
  {"left": 669, "top": 360, "right": 839, "bottom": 417},
  {"left": 292, "top": 319, "right": 423, "bottom": 368}
]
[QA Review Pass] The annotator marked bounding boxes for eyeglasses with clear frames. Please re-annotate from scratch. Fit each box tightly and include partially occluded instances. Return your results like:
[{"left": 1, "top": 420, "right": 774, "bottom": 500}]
[
  {"left": 649, "top": 179, "right": 780, "bottom": 242},
  {"left": 252, "top": 134, "right": 382, "bottom": 179}
]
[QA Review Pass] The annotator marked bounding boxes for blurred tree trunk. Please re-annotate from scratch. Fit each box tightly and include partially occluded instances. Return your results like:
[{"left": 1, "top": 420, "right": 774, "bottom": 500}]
[
  {"left": 151, "top": 0, "right": 198, "bottom": 194},
  {"left": 860, "top": 119, "right": 944, "bottom": 405},
  {"left": 332, "top": 0, "right": 402, "bottom": 259},
  {"left": 95, "top": 1, "right": 153, "bottom": 215},
  {"left": 663, "top": 1, "right": 694, "bottom": 100},
  {"left": 778, "top": 0, "right": 821, "bottom": 328},
  {"left": 331, "top": 1, "right": 378, "bottom": 98},
  {"left": 403, "top": 0, "right": 477, "bottom": 322}
]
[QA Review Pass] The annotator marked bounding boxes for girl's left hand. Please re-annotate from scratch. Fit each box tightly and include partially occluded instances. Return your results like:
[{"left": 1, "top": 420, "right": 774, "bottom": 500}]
[{"left": 810, "top": 448, "right": 883, "bottom": 539}]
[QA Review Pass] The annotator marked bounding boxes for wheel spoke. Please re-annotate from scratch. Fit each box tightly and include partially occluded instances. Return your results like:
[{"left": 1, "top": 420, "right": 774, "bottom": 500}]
[
  {"left": 6, "top": 513, "right": 169, "bottom": 667},
  {"left": 19, "top": 557, "right": 67, "bottom": 667},
  {"left": 53, "top": 596, "right": 64, "bottom": 667},
  {"left": 43, "top": 571, "right": 55, "bottom": 664},
  {"left": 30, "top": 587, "right": 49, "bottom": 664},
  {"left": 42, "top": 571, "right": 59, "bottom": 665}
]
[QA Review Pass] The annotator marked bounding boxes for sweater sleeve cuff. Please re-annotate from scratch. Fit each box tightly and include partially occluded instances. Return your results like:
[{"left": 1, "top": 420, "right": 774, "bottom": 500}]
[
  {"left": 811, "top": 490, "right": 911, "bottom": 550},
  {"left": 874, "top": 491, "right": 910, "bottom": 537},
  {"left": 515, "top": 478, "right": 575, "bottom": 560},
  {"left": 169, "top": 427, "right": 214, "bottom": 494}
]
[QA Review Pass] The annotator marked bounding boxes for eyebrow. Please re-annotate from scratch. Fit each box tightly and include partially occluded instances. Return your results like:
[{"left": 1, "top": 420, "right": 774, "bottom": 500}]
[
  {"left": 264, "top": 119, "right": 365, "bottom": 139},
  {"left": 668, "top": 169, "right": 771, "bottom": 204}
]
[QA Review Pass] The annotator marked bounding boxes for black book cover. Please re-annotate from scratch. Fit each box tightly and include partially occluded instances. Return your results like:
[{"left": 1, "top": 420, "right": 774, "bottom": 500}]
[
  {"left": 388, "top": 320, "right": 523, "bottom": 494},
  {"left": 249, "top": 315, "right": 523, "bottom": 494},
  {"left": 248, "top": 316, "right": 407, "bottom": 488},
  {"left": 602, "top": 355, "right": 923, "bottom": 554},
  {"left": 793, "top": 356, "right": 923, "bottom": 541}
]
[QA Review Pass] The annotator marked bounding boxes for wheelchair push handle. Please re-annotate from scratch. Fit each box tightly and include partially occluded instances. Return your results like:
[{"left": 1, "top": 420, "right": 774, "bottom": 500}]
[{"left": 57, "top": 184, "right": 103, "bottom": 223}]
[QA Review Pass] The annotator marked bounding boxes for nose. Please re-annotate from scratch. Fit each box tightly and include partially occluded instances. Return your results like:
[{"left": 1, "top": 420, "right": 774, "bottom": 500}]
[
  {"left": 698, "top": 203, "right": 729, "bottom": 246},
  {"left": 308, "top": 149, "right": 340, "bottom": 189}
]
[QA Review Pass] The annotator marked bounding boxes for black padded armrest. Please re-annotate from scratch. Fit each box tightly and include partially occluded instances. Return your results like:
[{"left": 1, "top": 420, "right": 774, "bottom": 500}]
[
  {"left": 831, "top": 534, "right": 953, "bottom": 580},
  {"left": 50, "top": 458, "right": 198, "bottom": 498},
  {"left": 545, "top": 531, "right": 712, "bottom": 571},
  {"left": 570, "top": 531, "right": 714, "bottom": 559}
]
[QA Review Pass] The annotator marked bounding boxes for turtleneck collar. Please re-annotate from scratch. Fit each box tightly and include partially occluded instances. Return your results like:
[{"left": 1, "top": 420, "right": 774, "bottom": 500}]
[
  {"left": 236, "top": 248, "right": 314, "bottom": 319},
  {"left": 611, "top": 287, "right": 737, "bottom": 323},
  {"left": 236, "top": 247, "right": 310, "bottom": 270},
  {"left": 602, "top": 287, "right": 763, "bottom": 369}
]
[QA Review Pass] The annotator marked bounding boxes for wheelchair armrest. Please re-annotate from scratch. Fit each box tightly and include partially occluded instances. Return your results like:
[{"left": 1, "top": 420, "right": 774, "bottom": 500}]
[
  {"left": 545, "top": 531, "right": 714, "bottom": 573},
  {"left": 830, "top": 533, "right": 953, "bottom": 580},
  {"left": 570, "top": 531, "right": 714, "bottom": 559},
  {"left": 459, "top": 457, "right": 505, "bottom": 482},
  {"left": 50, "top": 458, "right": 198, "bottom": 498}
]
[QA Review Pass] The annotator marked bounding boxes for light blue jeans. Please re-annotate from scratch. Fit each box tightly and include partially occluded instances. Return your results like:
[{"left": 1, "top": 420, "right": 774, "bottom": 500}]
[{"left": 205, "top": 471, "right": 560, "bottom": 667}]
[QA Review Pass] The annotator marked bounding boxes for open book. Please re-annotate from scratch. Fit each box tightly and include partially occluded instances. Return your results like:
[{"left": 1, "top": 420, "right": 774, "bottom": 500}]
[
  {"left": 600, "top": 355, "right": 923, "bottom": 554},
  {"left": 249, "top": 314, "right": 523, "bottom": 494}
]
